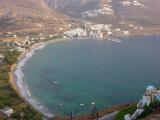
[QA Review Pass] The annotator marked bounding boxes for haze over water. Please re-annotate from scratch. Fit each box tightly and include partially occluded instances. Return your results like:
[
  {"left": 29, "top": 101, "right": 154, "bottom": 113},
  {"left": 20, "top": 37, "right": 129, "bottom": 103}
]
[{"left": 23, "top": 36, "right": 160, "bottom": 115}]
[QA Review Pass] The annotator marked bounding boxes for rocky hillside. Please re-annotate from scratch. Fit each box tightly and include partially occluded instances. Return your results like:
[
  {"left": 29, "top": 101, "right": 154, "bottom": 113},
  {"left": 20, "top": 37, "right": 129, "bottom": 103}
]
[
  {"left": 113, "top": 0, "right": 160, "bottom": 25},
  {"left": 0, "top": 0, "right": 71, "bottom": 33},
  {"left": 44, "top": 0, "right": 160, "bottom": 25},
  {"left": 78, "top": 0, "right": 160, "bottom": 36},
  {"left": 44, "top": 0, "right": 99, "bottom": 16},
  {"left": 0, "top": 0, "right": 53, "bottom": 18},
  {"left": 81, "top": 0, "right": 160, "bottom": 25}
]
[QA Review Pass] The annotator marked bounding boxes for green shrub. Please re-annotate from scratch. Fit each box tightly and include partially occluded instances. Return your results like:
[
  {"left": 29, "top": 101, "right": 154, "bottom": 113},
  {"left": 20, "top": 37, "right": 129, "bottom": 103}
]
[
  {"left": 11, "top": 113, "right": 21, "bottom": 119},
  {"left": 114, "top": 105, "right": 137, "bottom": 120},
  {"left": 4, "top": 50, "right": 20, "bottom": 65},
  {"left": 0, "top": 49, "right": 42, "bottom": 120},
  {"left": 23, "top": 106, "right": 42, "bottom": 120}
]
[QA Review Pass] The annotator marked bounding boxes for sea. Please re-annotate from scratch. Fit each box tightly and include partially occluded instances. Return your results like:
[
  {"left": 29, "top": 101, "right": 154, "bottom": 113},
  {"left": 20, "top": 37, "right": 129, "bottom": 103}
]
[{"left": 16, "top": 36, "right": 160, "bottom": 116}]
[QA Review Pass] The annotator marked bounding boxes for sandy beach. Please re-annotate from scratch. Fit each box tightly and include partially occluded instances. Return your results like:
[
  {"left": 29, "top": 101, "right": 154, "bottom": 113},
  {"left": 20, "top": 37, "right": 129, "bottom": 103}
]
[{"left": 9, "top": 38, "right": 67, "bottom": 119}]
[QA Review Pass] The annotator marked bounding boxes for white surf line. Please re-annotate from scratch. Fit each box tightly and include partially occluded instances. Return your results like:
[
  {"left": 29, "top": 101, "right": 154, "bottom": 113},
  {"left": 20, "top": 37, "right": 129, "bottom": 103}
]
[{"left": 14, "top": 38, "right": 67, "bottom": 119}]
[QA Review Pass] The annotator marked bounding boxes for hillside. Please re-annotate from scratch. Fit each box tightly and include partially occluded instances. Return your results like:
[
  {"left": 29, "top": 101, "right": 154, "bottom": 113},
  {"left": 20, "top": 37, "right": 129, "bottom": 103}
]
[
  {"left": 81, "top": 0, "right": 160, "bottom": 25},
  {"left": 77, "top": 0, "right": 160, "bottom": 36},
  {"left": 44, "top": 0, "right": 99, "bottom": 16},
  {"left": 0, "top": 0, "right": 71, "bottom": 33},
  {"left": 113, "top": 0, "right": 160, "bottom": 26}
]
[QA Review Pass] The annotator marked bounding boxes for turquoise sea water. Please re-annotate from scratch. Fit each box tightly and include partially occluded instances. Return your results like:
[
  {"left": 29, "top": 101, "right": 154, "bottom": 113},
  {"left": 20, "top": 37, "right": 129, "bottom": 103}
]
[{"left": 23, "top": 36, "right": 160, "bottom": 115}]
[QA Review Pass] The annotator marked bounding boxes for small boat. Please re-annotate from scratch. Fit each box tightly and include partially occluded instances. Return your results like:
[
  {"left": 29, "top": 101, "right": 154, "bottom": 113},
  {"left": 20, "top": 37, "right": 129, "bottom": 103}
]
[
  {"left": 107, "top": 37, "right": 121, "bottom": 43},
  {"left": 59, "top": 103, "right": 63, "bottom": 106},
  {"left": 91, "top": 102, "right": 95, "bottom": 105},
  {"left": 80, "top": 104, "right": 84, "bottom": 106},
  {"left": 53, "top": 81, "right": 58, "bottom": 85}
]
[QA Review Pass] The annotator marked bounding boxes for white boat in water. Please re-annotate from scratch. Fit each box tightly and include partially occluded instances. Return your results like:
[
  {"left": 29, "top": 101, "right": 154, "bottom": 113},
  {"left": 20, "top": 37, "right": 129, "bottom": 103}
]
[
  {"left": 53, "top": 81, "right": 58, "bottom": 85},
  {"left": 107, "top": 37, "right": 121, "bottom": 43}
]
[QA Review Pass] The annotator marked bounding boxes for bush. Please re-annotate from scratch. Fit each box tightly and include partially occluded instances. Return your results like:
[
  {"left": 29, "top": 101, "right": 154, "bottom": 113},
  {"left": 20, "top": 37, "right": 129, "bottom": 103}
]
[
  {"left": 114, "top": 105, "right": 137, "bottom": 120},
  {"left": 23, "top": 106, "right": 42, "bottom": 120},
  {"left": 138, "top": 100, "right": 160, "bottom": 119},
  {"left": 0, "top": 50, "right": 43, "bottom": 120},
  {"left": 11, "top": 113, "right": 21, "bottom": 119},
  {"left": 138, "top": 105, "right": 152, "bottom": 119},
  {"left": 4, "top": 50, "right": 20, "bottom": 65}
]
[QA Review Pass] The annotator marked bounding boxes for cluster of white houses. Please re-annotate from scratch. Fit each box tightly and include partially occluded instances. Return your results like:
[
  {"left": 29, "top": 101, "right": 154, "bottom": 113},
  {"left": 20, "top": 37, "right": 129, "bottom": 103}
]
[
  {"left": 64, "top": 23, "right": 132, "bottom": 39},
  {"left": 124, "top": 85, "right": 160, "bottom": 120},
  {"left": 64, "top": 24, "right": 113, "bottom": 39}
]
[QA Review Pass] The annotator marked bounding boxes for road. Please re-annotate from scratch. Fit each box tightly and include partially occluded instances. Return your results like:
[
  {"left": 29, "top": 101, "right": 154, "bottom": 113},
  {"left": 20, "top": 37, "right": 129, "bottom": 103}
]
[{"left": 98, "top": 111, "right": 119, "bottom": 120}]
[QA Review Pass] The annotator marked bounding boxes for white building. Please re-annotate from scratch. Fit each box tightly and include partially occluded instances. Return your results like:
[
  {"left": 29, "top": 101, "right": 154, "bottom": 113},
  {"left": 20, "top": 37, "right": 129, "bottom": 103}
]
[
  {"left": 36, "top": 23, "right": 42, "bottom": 27},
  {"left": 120, "top": 1, "right": 132, "bottom": 6},
  {"left": 82, "top": 29, "right": 87, "bottom": 37},
  {"left": 40, "top": 37, "right": 46, "bottom": 40},
  {"left": 108, "top": 29, "right": 113, "bottom": 36},
  {"left": 90, "top": 24, "right": 110, "bottom": 31},
  {"left": 49, "top": 35, "right": 54, "bottom": 38},
  {"left": 16, "top": 47, "right": 26, "bottom": 52},
  {"left": 0, "top": 107, "right": 13, "bottom": 117},
  {"left": 59, "top": 27, "right": 63, "bottom": 31},
  {"left": 13, "top": 35, "right": 17, "bottom": 38},
  {"left": 64, "top": 28, "right": 84, "bottom": 37},
  {"left": 0, "top": 54, "right": 4, "bottom": 59},
  {"left": 123, "top": 31, "right": 130, "bottom": 36},
  {"left": 133, "top": 0, "right": 144, "bottom": 7},
  {"left": 116, "top": 28, "right": 121, "bottom": 32},
  {"left": 99, "top": 32, "right": 104, "bottom": 38}
]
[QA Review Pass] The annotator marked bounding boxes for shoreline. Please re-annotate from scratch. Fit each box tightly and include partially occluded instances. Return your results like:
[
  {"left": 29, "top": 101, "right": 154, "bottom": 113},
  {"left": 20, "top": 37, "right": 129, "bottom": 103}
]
[
  {"left": 8, "top": 36, "right": 157, "bottom": 119},
  {"left": 9, "top": 38, "right": 67, "bottom": 119}
]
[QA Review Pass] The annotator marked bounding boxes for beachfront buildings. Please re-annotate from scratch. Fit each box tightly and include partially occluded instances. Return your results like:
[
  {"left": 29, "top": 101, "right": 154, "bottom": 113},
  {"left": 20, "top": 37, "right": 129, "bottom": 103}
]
[{"left": 64, "top": 24, "right": 112, "bottom": 39}]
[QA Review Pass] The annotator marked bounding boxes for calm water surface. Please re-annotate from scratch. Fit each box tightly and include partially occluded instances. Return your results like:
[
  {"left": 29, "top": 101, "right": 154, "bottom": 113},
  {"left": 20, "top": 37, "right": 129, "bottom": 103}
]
[{"left": 23, "top": 36, "right": 160, "bottom": 115}]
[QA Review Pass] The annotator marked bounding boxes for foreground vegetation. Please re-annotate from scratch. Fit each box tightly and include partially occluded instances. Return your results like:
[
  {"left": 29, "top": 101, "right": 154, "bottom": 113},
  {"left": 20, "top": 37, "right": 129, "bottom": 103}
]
[
  {"left": 138, "top": 100, "right": 160, "bottom": 119},
  {"left": 115, "top": 100, "right": 160, "bottom": 120},
  {"left": 0, "top": 49, "right": 42, "bottom": 119},
  {"left": 114, "top": 104, "right": 137, "bottom": 120}
]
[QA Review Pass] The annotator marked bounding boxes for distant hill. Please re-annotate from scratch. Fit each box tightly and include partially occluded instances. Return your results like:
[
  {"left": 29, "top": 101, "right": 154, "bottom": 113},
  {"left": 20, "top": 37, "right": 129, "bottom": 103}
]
[
  {"left": 44, "top": 0, "right": 160, "bottom": 26},
  {"left": 113, "top": 0, "right": 160, "bottom": 25},
  {"left": 0, "top": 0, "right": 53, "bottom": 18},
  {"left": 81, "top": 0, "right": 160, "bottom": 26}
]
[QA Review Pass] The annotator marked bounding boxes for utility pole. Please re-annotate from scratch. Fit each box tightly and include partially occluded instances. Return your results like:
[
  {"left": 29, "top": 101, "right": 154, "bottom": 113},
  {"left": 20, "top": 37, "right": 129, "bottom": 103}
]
[
  {"left": 70, "top": 111, "right": 73, "bottom": 120},
  {"left": 91, "top": 108, "right": 94, "bottom": 120},
  {"left": 96, "top": 107, "right": 99, "bottom": 120},
  {"left": 74, "top": 108, "right": 77, "bottom": 120}
]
